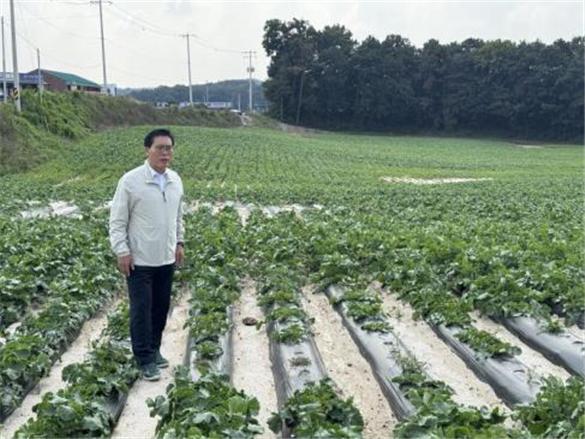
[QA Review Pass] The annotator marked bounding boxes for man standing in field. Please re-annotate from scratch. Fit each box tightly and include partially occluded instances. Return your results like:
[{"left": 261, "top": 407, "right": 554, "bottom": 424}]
[{"left": 109, "top": 128, "right": 184, "bottom": 381}]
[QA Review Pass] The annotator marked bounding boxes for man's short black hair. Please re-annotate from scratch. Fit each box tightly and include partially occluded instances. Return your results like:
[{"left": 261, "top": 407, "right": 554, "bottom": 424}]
[{"left": 144, "top": 128, "right": 175, "bottom": 148}]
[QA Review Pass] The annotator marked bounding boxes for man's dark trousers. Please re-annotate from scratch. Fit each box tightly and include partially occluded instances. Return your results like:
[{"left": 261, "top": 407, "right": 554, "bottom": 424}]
[{"left": 127, "top": 264, "right": 174, "bottom": 366}]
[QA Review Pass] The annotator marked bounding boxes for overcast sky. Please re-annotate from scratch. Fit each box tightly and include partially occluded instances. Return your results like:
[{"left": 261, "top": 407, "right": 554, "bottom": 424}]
[{"left": 1, "top": 0, "right": 583, "bottom": 88}]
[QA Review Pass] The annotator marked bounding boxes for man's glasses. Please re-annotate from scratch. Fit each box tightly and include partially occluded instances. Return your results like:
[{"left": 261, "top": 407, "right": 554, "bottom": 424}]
[{"left": 153, "top": 144, "right": 174, "bottom": 152}]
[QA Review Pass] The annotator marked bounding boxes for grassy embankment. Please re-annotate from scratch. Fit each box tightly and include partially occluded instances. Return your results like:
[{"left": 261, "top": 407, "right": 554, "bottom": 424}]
[{"left": 0, "top": 90, "right": 240, "bottom": 175}]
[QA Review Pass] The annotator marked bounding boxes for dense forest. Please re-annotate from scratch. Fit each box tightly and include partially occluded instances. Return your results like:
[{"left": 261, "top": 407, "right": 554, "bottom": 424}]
[
  {"left": 120, "top": 79, "right": 267, "bottom": 111},
  {"left": 262, "top": 19, "right": 584, "bottom": 141}
]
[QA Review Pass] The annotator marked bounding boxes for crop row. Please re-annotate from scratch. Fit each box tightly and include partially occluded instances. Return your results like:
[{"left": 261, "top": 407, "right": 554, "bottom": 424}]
[
  {"left": 149, "top": 208, "right": 263, "bottom": 438},
  {"left": 0, "top": 214, "right": 120, "bottom": 422},
  {"left": 2, "top": 208, "right": 583, "bottom": 438},
  {"left": 241, "top": 208, "right": 365, "bottom": 436},
  {"left": 149, "top": 208, "right": 366, "bottom": 438},
  {"left": 0, "top": 216, "right": 110, "bottom": 332},
  {"left": 247, "top": 210, "right": 584, "bottom": 437},
  {"left": 14, "top": 302, "right": 136, "bottom": 437}
]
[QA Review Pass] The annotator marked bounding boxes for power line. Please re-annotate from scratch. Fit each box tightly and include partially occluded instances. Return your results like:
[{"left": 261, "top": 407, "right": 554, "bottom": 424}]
[
  {"left": 109, "top": 3, "right": 177, "bottom": 37},
  {"left": 11, "top": 1, "right": 264, "bottom": 90},
  {"left": 108, "top": 64, "right": 180, "bottom": 85},
  {"left": 19, "top": 2, "right": 101, "bottom": 41},
  {"left": 48, "top": 0, "right": 89, "bottom": 5},
  {"left": 109, "top": 2, "right": 249, "bottom": 54},
  {"left": 15, "top": 1, "right": 36, "bottom": 69},
  {"left": 15, "top": 29, "right": 101, "bottom": 70}
]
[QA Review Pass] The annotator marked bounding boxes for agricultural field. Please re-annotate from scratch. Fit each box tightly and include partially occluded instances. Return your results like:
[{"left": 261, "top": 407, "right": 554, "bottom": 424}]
[{"left": 0, "top": 123, "right": 583, "bottom": 438}]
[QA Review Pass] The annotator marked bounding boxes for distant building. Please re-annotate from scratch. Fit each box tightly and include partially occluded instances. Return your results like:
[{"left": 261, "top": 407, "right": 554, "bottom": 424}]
[
  {"left": 27, "top": 69, "right": 101, "bottom": 93},
  {"left": 205, "top": 101, "right": 232, "bottom": 110},
  {"left": 102, "top": 83, "right": 118, "bottom": 96},
  {"left": 0, "top": 72, "right": 46, "bottom": 97}
]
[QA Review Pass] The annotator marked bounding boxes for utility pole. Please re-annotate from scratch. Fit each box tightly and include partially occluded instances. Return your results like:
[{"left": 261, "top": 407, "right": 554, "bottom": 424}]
[
  {"left": 205, "top": 81, "right": 209, "bottom": 104},
  {"left": 280, "top": 95, "right": 284, "bottom": 121},
  {"left": 97, "top": 0, "right": 108, "bottom": 94},
  {"left": 237, "top": 93, "right": 241, "bottom": 112},
  {"left": 182, "top": 34, "right": 193, "bottom": 106},
  {"left": 9, "top": 0, "right": 20, "bottom": 112},
  {"left": 90, "top": 0, "right": 109, "bottom": 94},
  {"left": 37, "top": 48, "right": 42, "bottom": 95},
  {"left": 295, "top": 70, "right": 306, "bottom": 125},
  {"left": 1, "top": 16, "right": 7, "bottom": 104},
  {"left": 243, "top": 50, "right": 255, "bottom": 112}
]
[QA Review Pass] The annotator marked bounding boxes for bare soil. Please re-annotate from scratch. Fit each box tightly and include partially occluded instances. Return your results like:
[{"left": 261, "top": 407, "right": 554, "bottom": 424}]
[
  {"left": 470, "top": 311, "right": 571, "bottom": 380},
  {"left": 378, "top": 288, "right": 505, "bottom": 409},
  {"left": 111, "top": 292, "right": 190, "bottom": 439},
  {"left": 232, "top": 278, "right": 278, "bottom": 439},
  {"left": 301, "top": 285, "right": 397, "bottom": 438}
]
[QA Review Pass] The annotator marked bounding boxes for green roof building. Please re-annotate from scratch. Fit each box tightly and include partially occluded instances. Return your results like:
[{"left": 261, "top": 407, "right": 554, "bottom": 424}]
[{"left": 27, "top": 69, "right": 101, "bottom": 93}]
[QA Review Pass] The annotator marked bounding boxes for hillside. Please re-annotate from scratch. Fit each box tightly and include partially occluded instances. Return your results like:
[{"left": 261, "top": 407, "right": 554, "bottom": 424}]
[
  {"left": 119, "top": 79, "right": 267, "bottom": 110},
  {"left": 0, "top": 90, "right": 241, "bottom": 175}
]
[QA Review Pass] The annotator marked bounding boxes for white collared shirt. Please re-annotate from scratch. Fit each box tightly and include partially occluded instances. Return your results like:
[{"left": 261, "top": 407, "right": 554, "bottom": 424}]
[{"left": 147, "top": 162, "right": 168, "bottom": 193}]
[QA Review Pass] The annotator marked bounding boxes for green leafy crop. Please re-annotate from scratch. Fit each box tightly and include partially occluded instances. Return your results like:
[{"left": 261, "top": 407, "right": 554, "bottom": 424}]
[{"left": 268, "top": 379, "right": 364, "bottom": 438}]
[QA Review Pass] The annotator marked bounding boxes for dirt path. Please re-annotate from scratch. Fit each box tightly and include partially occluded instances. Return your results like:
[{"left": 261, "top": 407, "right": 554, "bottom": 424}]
[
  {"left": 232, "top": 278, "right": 278, "bottom": 439},
  {"left": 378, "top": 289, "right": 504, "bottom": 409},
  {"left": 301, "top": 286, "right": 396, "bottom": 438},
  {"left": 1, "top": 296, "right": 122, "bottom": 437},
  {"left": 470, "top": 311, "right": 571, "bottom": 380},
  {"left": 111, "top": 292, "right": 190, "bottom": 439},
  {"left": 277, "top": 122, "right": 321, "bottom": 136}
]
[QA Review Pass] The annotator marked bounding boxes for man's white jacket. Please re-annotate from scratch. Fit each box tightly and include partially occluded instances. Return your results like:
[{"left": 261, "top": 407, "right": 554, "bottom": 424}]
[{"left": 109, "top": 161, "right": 184, "bottom": 267}]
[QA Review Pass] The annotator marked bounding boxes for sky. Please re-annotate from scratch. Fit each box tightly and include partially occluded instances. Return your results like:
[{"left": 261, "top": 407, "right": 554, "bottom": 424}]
[{"left": 0, "top": 0, "right": 583, "bottom": 89}]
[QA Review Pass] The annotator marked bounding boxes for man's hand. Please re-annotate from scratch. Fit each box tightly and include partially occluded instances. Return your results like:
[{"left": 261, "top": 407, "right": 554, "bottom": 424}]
[
  {"left": 117, "top": 254, "right": 134, "bottom": 277},
  {"left": 175, "top": 244, "right": 185, "bottom": 267}
]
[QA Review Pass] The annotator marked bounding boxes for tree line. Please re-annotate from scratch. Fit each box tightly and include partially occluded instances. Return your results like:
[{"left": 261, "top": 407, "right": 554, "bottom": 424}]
[{"left": 262, "top": 19, "right": 584, "bottom": 142}]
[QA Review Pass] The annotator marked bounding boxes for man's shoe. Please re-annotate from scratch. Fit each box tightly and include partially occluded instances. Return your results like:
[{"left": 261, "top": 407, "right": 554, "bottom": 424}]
[
  {"left": 140, "top": 363, "right": 161, "bottom": 381},
  {"left": 155, "top": 351, "right": 169, "bottom": 369}
]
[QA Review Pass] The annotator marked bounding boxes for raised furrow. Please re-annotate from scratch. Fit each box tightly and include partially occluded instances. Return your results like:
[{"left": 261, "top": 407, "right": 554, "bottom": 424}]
[
  {"left": 12, "top": 289, "right": 182, "bottom": 439},
  {"left": 0, "top": 296, "right": 122, "bottom": 437},
  {"left": 375, "top": 286, "right": 542, "bottom": 406},
  {"left": 12, "top": 301, "right": 139, "bottom": 438},
  {"left": 325, "top": 285, "right": 415, "bottom": 420},
  {"left": 111, "top": 292, "right": 191, "bottom": 439},
  {"left": 254, "top": 271, "right": 364, "bottom": 438},
  {"left": 232, "top": 278, "right": 278, "bottom": 438},
  {"left": 0, "top": 287, "right": 119, "bottom": 423},
  {"left": 430, "top": 323, "right": 541, "bottom": 405},
  {"left": 185, "top": 305, "right": 234, "bottom": 380},
  {"left": 496, "top": 315, "right": 585, "bottom": 377},
  {"left": 148, "top": 272, "right": 264, "bottom": 438},
  {"left": 378, "top": 290, "right": 504, "bottom": 409},
  {"left": 301, "top": 285, "right": 397, "bottom": 438},
  {"left": 470, "top": 312, "right": 572, "bottom": 380},
  {"left": 451, "top": 287, "right": 585, "bottom": 377},
  {"left": 268, "top": 310, "right": 328, "bottom": 405},
  {"left": 319, "top": 283, "right": 519, "bottom": 438}
]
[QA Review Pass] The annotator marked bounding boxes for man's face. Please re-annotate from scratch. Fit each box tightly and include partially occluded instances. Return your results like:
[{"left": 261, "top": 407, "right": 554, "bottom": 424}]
[{"left": 146, "top": 135, "right": 174, "bottom": 173}]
